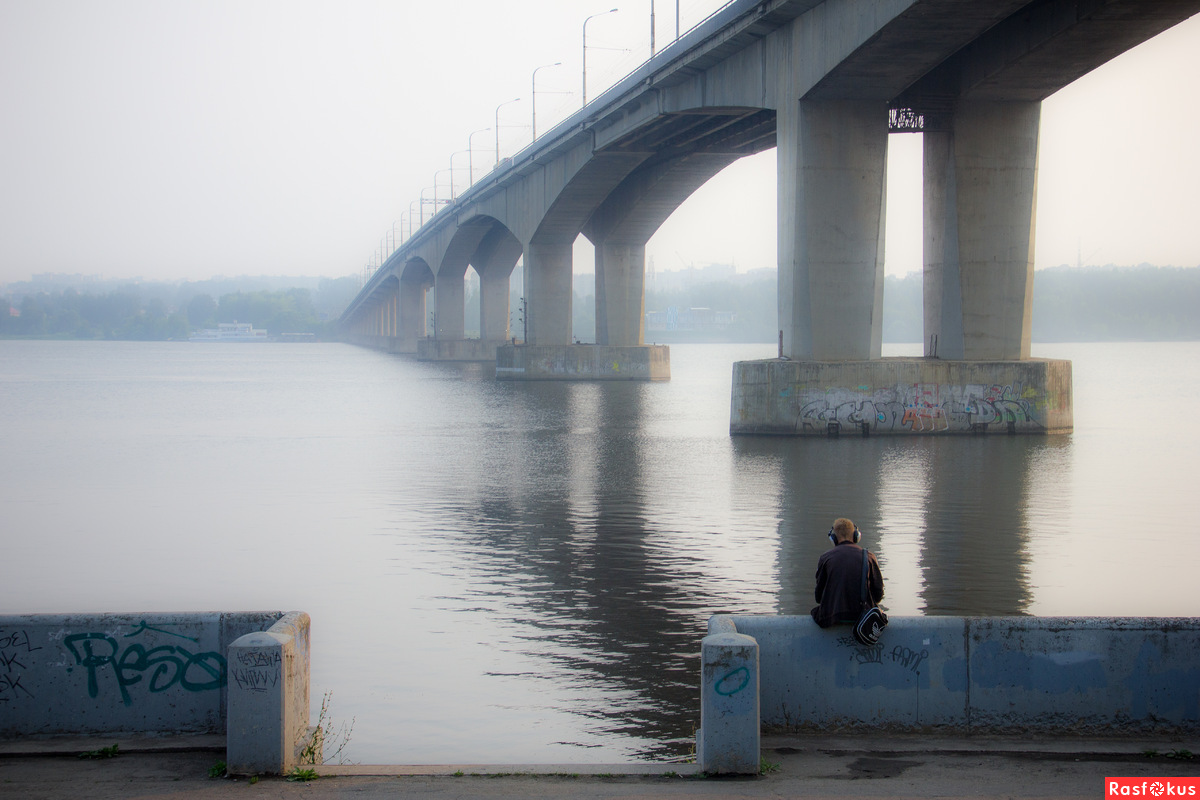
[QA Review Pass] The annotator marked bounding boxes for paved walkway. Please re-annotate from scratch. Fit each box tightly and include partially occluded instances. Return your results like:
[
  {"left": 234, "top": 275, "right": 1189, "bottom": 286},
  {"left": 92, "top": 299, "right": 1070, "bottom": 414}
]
[{"left": 2, "top": 734, "right": 1197, "bottom": 799}]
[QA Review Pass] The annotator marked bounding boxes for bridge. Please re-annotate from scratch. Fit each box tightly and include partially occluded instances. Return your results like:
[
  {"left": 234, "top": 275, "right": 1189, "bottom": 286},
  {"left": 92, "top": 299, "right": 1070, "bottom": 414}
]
[{"left": 339, "top": 0, "right": 1199, "bottom": 432}]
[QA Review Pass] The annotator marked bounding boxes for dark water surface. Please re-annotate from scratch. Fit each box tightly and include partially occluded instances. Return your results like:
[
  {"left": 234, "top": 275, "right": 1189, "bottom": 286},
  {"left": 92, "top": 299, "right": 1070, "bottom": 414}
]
[{"left": 2, "top": 340, "right": 1198, "bottom": 762}]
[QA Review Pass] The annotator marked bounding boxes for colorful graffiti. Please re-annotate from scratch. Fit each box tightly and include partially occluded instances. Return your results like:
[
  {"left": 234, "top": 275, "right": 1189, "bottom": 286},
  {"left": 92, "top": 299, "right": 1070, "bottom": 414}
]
[{"left": 795, "top": 382, "right": 1046, "bottom": 435}]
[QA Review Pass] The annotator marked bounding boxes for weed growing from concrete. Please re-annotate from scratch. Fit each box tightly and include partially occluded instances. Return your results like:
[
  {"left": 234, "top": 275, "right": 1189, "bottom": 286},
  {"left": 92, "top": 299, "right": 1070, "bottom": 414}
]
[
  {"left": 298, "top": 691, "right": 356, "bottom": 765},
  {"left": 207, "top": 761, "right": 226, "bottom": 779},
  {"left": 287, "top": 767, "right": 319, "bottom": 782},
  {"left": 77, "top": 744, "right": 119, "bottom": 759},
  {"left": 759, "top": 756, "right": 780, "bottom": 775}
]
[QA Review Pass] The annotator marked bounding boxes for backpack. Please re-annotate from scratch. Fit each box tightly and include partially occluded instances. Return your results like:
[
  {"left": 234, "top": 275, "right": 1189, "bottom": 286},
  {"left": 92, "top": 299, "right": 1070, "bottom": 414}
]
[{"left": 853, "top": 548, "right": 888, "bottom": 645}]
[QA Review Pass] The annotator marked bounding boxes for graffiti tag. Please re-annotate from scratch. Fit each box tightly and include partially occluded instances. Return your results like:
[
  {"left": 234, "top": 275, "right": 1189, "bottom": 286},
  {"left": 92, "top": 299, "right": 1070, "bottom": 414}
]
[
  {"left": 63, "top": 633, "right": 225, "bottom": 706},
  {"left": 0, "top": 629, "right": 42, "bottom": 702},
  {"left": 714, "top": 666, "right": 750, "bottom": 696}
]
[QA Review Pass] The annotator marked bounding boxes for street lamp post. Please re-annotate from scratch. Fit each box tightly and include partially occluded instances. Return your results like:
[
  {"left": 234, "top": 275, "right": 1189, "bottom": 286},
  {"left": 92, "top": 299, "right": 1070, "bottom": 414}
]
[
  {"left": 420, "top": 187, "right": 435, "bottom": 225},
  {"left": 583, "top": 8, "right": 618, "bottom": 108},
  {"left": 532, "top": 62, "right": 561, "bottom": 142},
  {"left": 494, "top": 97, "right": 520, "bottom": 166},
  {"left": 409, "top": 200, "right": 419, "bottom": 236},
  {"left": 467, "top": 127, "right": 490, "bottom": 187},
  {"left": 449, "top": 152, "right": 470, "bottom": 200},
  {"left": 434, "top": 168, "right": 453, "bottom": 208}
]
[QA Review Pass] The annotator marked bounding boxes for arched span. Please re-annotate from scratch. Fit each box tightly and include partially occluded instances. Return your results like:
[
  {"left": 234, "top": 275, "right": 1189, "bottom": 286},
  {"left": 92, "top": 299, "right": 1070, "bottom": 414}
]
[{"left": 433, "top": 216, "right": 523, "bottom": 342}]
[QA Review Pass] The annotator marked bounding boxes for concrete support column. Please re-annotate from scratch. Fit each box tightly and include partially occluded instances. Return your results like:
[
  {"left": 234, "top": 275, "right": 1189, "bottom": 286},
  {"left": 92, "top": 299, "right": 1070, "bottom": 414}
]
[
  {"left": 525, "top": 240, "right": 573, "bottom": 345},
  {"left": 400, "top": 280, "right": 426, "bottom": 341},
  {"left": 479, "top": 268, "right": 511, "bottom": 341},
  {"left": 595, "top": 241, "right": 646, "bottom": 346},
  {"left": 924, "top": 101, "right": 1040, "bottom": 360},
  {"left": 778, "top": 99, "right": 887, "bottom": 360},
  {"left": 434, "top": 270, "right": 465, "bottom": 340}
]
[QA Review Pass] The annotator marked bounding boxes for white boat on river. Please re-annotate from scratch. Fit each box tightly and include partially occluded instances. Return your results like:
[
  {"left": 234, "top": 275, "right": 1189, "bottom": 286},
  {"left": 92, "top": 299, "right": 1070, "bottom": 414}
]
[{"left": 188, "top": 322, "right": 268, "bottom": 342}]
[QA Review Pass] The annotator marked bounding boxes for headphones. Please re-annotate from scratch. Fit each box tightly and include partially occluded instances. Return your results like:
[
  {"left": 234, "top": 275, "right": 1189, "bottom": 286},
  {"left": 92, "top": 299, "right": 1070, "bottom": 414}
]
[{"left": 828, "top": 525, "right": 861, "bottom": 544}]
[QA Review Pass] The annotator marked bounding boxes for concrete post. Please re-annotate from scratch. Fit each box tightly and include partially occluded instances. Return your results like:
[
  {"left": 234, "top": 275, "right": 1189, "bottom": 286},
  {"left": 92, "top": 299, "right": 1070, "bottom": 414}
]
[
  {"left": 697, "top": 631, "right": 760, "bottom": 774},
  {"left": 479, "top": 267, "right": 511, "bottom": 341},
  {"left": 226, "top": 611, "right": 313, "bottom": 776},
  {"left": 434, "top": 269, "right": 465, "bottom": 340},
  {"left": 595, "top": 241, "right": 646, "bottom": 346},
  {"left": 778, "top": 99, "right": 888, "bottom": 360},
  {"left": 525, "top": 240, "right": 573, "bottom": 345},
  {"left": 400, "top": 278, "right": 426, "bottom": 344},
  {"left": 924, "top": 101, "right": 1040, "bottom": 361}
]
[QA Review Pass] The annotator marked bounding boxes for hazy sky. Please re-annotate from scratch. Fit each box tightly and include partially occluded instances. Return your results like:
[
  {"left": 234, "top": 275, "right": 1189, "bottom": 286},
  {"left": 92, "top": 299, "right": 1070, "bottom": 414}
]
[{"left": 2, "top": 0, "right": 1198, "bottom": 287}]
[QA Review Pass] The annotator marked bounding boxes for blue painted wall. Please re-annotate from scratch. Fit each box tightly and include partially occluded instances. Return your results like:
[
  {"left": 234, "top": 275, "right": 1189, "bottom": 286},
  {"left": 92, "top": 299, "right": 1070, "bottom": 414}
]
[{"left": 714, "top": 615, "right": 1200, "bottom": 734}]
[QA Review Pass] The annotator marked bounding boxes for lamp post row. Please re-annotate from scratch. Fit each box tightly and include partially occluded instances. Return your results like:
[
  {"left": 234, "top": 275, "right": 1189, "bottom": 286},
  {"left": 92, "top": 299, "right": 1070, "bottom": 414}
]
[{"left": 372, "top": 3, "right": 683, "bottom": 269}]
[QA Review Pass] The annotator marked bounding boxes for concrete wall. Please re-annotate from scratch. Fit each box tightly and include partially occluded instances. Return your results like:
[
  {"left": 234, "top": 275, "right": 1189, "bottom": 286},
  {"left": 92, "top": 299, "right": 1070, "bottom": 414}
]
[
  {"left": 416, "top": 338, "right": 502, "bottom": 362},
  {"left": 697, "top": 614, "right": 1200, "bottom": 772},
  {"left": 0, "top": 612, "right": 282, "bottom": 738},
  {"left": 730, "top": 357, "right": 1072, "bottom": 436},
  {"left": 496, "top": 344, "right": 670, "bottom": 381}
]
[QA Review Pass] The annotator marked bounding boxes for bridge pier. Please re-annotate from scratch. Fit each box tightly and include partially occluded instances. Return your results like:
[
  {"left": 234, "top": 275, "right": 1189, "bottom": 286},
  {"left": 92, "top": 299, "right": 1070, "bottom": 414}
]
[
  {"left": 595, "top": 241, "right": 647, "bottom": 347},
  {"left": 496, "top": 344, "right": 669, "bottom": 381},
  {"left": 398, "top": 276, "right": 428, "bottom": 353},
  {"left": 525, "top": 240, "right": 573, "bottom": 345},
  {"left": 736, "top": 96, "right": 1070, "bottom": 436},
  {"left": 925, "top": 101, "right": 1040, "bottom": 360},
  {"left": 778, "top": 99, "right": 887, "bottom": 361}
]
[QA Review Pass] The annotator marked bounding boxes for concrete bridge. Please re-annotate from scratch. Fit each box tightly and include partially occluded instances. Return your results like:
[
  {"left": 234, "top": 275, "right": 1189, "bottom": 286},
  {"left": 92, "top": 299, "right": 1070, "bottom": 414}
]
[{"left": 339, "top": 0, "right": 1198, "bottom": 425}]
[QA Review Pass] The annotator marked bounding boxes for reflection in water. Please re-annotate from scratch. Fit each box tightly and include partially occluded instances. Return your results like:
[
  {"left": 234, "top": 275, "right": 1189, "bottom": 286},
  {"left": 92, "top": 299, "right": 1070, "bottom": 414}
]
[
  {"left": 413, "top": 381, "right": 711, "bottom": 757},
  {"left": 733, "top": 434, "right": 1069, "bottom": 618}
]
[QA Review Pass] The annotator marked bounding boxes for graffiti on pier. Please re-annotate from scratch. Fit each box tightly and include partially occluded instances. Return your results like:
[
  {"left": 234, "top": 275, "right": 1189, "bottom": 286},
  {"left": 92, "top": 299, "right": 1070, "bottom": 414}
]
[
  {"left": 796, "top": 381, "right": 1045, "bottom": 434},
  {"left": 0, "top": 629, "right": 42, "bottom": 702},
  {"left": 62, "top": 626, "right": 225, "bottom": 707}
]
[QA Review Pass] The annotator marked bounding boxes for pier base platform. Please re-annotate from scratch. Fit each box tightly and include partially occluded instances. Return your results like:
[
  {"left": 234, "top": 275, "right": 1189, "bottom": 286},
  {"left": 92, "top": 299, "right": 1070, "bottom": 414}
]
[
  {"left": 496, "top": 344, "right": 670, "bottom": 381},
  {"left": 730, "top": 358, "right": 1072, "bottom": 436},
  {"left": 417, "top": 338, "right": 502, "bottom": 362}
]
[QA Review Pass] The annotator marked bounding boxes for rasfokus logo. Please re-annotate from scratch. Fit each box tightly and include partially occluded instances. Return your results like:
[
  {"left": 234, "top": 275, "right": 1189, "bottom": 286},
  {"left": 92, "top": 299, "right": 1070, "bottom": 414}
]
[{"left": 1107, "top": 778, "right": 1200, "bottom": 797}]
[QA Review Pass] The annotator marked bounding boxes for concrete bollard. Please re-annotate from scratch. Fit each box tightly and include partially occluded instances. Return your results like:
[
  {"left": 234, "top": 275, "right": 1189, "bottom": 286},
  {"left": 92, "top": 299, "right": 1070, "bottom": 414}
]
[
  {"left": 226, "top": 611, "right": 313, "bottom": 775},
  {"left": 698, "top": 630, "right": 760, "bottom": 774}
]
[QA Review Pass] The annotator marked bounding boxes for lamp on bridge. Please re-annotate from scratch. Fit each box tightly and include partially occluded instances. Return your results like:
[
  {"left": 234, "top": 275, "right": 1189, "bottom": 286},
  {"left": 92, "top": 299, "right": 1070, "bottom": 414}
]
[
  {"left": 494, "top": 97, "right": 520, "bottom": 166},
  {"left": 467, "top": 127, "right": 490, "bottom": 188},
  {"left": 583, "top": 8, "right": 618, "bottom": 108},
  {"left": 448, "top": 152, "right": 470, "bottom": 200},
  {"left": 648, "top": 1, "right": 681, "bottom": 55},
  {"left": 433, "top": 168, "right": 453, "bottom": 208},
  {"left": 531, "top": 62, "right": 561, "bottom": 142}
]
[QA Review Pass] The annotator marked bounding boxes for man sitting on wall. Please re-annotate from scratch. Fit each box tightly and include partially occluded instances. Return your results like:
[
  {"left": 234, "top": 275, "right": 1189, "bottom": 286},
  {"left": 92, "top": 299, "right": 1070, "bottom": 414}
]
[{"left": 811, "top": 517, "right": 884, "bottom": 627}]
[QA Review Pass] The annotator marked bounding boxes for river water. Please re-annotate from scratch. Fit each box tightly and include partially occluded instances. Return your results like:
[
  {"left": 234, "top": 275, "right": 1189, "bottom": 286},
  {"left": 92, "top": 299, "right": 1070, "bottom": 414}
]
[{"left": 2, "top": 339, "right": 1198, "bottom": 763}]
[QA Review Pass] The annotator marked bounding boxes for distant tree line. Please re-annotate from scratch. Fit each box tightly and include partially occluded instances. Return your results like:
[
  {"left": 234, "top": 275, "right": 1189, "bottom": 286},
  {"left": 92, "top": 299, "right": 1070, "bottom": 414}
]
[
  {"left": 883, "top": 264, "right": 1200, "bottom": 343},
  {"left": 6, "top": 265, "right": 1197, "bottom": 342},
  {"left": 633, "top": 264, "right": 1200, "bottom": 344},
  {"left": 1, "top": 276, "right": 361, "bottom": 340}
]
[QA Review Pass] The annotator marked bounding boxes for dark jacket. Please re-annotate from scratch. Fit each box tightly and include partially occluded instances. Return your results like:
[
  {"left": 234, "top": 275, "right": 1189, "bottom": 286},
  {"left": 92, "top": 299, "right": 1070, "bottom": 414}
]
[{"left": 811, "top": 541, "right": 884, "bottom": 628}]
